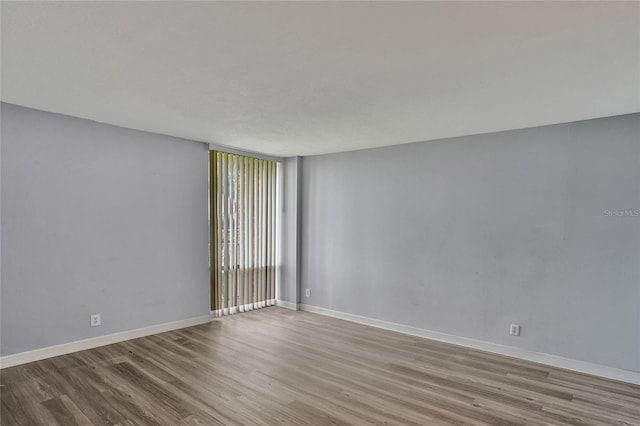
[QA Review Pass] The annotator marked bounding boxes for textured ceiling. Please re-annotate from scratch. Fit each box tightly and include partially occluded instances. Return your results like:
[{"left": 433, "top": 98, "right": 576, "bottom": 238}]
[{"left": 2, "top": 1, "right": 639, "bottom": 157}]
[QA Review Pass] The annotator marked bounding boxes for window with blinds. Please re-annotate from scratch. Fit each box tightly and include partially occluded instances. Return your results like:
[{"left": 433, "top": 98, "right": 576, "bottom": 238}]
[{"left": 209, "top": 151, "right": 278, "bottom": 315}]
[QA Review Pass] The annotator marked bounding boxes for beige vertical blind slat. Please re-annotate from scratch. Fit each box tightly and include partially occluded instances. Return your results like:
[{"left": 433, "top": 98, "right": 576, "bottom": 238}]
[
  {"left": 210, "top": 152, "right": 278, "bottom": 315},
  {"left": 270, "top": 162, "right": 276, "bottom": 303},
  {"left": 216, "top": 153, "right": 223, "bottom": 311},
  {"left": 264, "top": 161, "right": 268, "bottom": 306},
  {"left": 266, "top": 162, "right": 272, "bottom": 305},
  {"left": 237, "top": 157, "right": 245, "bottom": 312},
  {"left": 230, "top": 154, "right": 238, "bottom": 313},
  {"left": 221, "top": 152, "right": 229, "bottom": 313},
  {"left": 253, "top": 161, "right": 262, "bottom": 309},
  {"left": 251, "top": 159, "right": 257, "bottom": 309},
  {"left": 243, "top": 156, "right": 250, "bottom": 310},
  {"left": 209, "top": 151, "right": 219, "bottom": 311},
  {"left": 260, "top": 160, "right": 264, "bottom": 306}
]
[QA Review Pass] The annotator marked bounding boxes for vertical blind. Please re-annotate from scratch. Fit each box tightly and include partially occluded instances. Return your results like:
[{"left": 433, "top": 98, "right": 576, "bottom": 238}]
[{"left": 210, "top": 151, "right": 278, "bottom": 315}]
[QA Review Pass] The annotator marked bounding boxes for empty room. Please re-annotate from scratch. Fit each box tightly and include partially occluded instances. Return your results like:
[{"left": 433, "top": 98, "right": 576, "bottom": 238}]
[{"left": 1, "top": 1, "right": 639, "bottom": 425}]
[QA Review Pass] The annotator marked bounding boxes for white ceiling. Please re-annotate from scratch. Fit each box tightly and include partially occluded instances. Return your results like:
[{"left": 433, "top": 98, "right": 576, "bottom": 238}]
[{"left": 2, "top": 2, "right": 639, "bottom": 157}]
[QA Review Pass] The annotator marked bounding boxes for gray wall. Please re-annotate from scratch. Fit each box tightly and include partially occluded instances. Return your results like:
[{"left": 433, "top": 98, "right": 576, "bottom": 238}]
[
  {"left": 301, "top": 113, "right": 640, "bottom": 372},
  {"left": 1, "top": 103, "right": 210, "bottom": 356},
  {"left": 278, "top": 157, "right": 302, "bottom": 305}
]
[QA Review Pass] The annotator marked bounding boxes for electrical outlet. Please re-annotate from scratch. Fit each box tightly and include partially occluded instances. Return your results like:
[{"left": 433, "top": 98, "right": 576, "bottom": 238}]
[
  {"left": 509, "top": 324, "right": 520, "bottom": 336},
  {"left": 305, "top": 289, "right": 310, "bottom": 297},
  {"left": 90, "top": 314, "right": 101, "bottom": 327}
]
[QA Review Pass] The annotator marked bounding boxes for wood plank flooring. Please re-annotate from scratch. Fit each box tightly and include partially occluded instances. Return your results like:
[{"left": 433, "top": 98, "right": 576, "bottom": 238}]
[{"left": 1, "top": 307, "right": 639, "bottom": 425}]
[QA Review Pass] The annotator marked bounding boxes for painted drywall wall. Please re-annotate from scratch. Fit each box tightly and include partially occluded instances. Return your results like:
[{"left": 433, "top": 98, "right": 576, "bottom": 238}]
[
  {"left": 1, "top": 103, "right": 210, "bottom": 356},
  {"left": 301, "top": 113, "right": 640, "bottom": 372},
  {"left": 278, "top": 157, "right": 302, "bottom": 306}
]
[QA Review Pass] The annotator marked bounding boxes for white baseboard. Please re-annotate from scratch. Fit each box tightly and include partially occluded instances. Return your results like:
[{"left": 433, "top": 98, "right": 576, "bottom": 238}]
[
  {"left": 0, "top": 314, "right": 214, "bottom": 369},
  {"left": 5, "top": 305, "right": 637, "bottom": 385},
  {"left": 276, "top": 299, "right": 299, "bottom": 311},
  {"left": 299, "top": 304, "right": 640, "bottom": 385}
]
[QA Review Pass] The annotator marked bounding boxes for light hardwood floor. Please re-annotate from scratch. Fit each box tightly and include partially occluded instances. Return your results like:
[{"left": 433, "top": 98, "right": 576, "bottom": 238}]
[{"left": 1, "top": 307, "right": 639, "bottom": 425}]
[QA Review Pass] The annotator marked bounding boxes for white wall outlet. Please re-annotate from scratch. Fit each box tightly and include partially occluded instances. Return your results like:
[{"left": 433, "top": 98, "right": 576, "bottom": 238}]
[
  {"left": 509, "top": 324, "right": 520, "bottom": 336},
  {"left": 305, "top": 289, "right": 310, "bottom": 297},
  {"left": 90, "top": 314, "right": 101, "bottom": 327}
]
